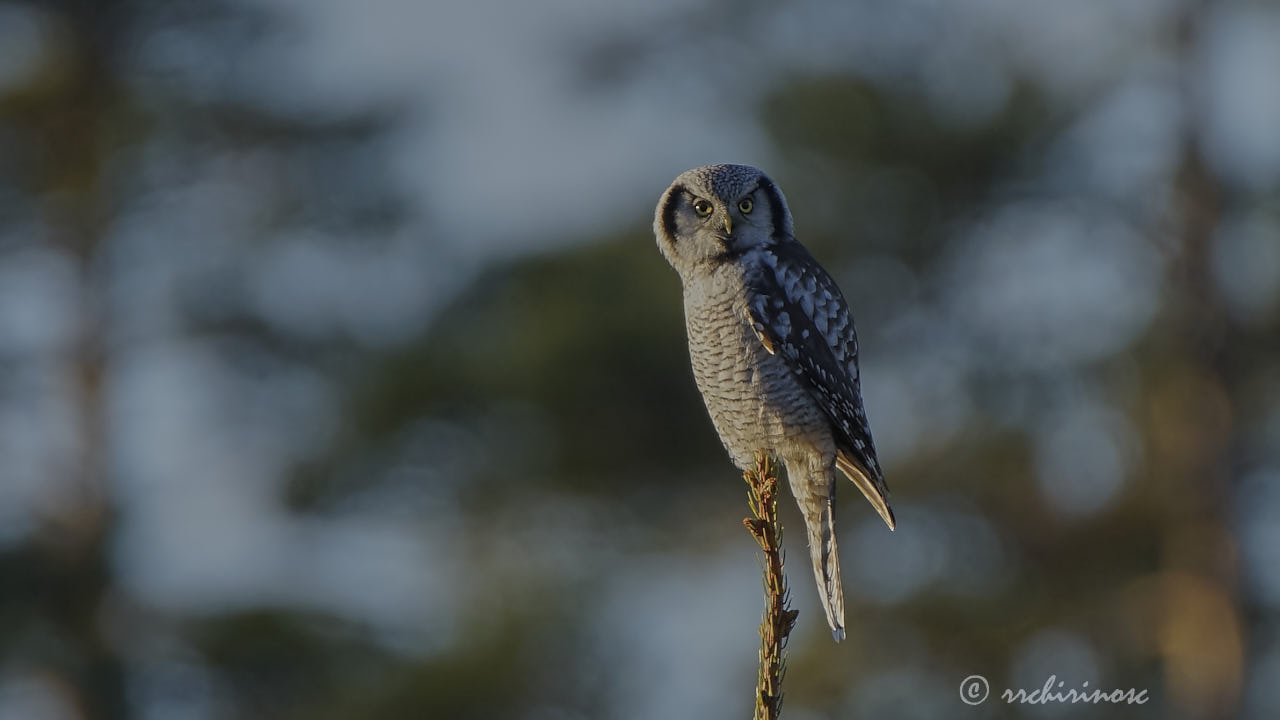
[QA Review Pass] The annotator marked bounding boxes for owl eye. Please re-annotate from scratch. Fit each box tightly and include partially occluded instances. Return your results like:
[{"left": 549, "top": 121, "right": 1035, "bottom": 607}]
[
  {"left": 738, "top": 198, "right": 754, "bottom": 214},
  {"left": 693, "top": 199, "right": 713, "bottom": 217}
]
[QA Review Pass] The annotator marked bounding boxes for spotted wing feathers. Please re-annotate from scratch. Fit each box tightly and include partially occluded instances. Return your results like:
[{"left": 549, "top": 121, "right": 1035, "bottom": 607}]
[{"left": 747, "top": 242, "right": 895, "bottom": 530}]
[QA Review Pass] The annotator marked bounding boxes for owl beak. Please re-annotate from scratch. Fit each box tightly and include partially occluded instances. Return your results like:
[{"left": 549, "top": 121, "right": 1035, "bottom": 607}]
[{"left": 723, "top": 215, "right": 733, "bottom": 235}]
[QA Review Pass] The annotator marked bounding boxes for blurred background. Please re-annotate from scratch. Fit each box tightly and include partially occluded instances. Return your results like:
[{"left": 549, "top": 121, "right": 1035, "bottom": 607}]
[{"left": 0, "top": 0, "right": 1277, "bottom": 718}]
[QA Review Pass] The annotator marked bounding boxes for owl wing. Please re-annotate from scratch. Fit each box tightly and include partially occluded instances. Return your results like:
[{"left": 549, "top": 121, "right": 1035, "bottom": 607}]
[{"left": 746, "top": 242, "right": 895, "bottom": 529}]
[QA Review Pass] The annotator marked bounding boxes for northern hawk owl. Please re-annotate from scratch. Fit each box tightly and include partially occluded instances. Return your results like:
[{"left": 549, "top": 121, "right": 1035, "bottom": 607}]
[{"left": 653, "top": 164, "right": 894, "bottom": 641}]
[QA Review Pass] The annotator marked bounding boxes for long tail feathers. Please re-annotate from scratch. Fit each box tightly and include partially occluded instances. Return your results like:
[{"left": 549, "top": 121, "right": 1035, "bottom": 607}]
[
  {"left": 789, "top": 454, "right": 894, "bottom": 643},
  {"left": 836, "top": 449, "right": 896, "bottom": 531},
  {"left": 801, "top": 497, "right": 845, "bottom": 642}
]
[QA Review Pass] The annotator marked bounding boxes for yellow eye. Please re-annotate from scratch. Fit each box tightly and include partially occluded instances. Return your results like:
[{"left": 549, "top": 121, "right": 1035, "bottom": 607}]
[
  {"left": 693, "top": 199, "right": 713, "bottom": 216},
  {"left": 738, "top": 198, "right": 753, "bottom": 214}
]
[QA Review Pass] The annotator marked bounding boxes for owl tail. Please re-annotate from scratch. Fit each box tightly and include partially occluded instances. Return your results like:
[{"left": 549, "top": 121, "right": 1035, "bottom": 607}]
[{"left": 787, "top": 464, "right": 846, "bottom": 642}]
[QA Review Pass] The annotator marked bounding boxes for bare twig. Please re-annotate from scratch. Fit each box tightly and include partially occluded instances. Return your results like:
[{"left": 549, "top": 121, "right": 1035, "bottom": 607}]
[{"left": 743, "top": 453, "right": 799, "bottom": 720}]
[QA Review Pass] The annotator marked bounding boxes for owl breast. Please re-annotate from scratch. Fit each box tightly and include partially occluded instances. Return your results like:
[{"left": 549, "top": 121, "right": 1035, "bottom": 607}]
[{"left": 682, "top": 263, "right": 834, "bottom": 470}]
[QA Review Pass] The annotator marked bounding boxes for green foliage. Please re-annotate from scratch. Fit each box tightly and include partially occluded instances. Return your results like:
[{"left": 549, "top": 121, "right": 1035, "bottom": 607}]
[{"left": 291, "top": 234, "right": 723, "bottom": 508}]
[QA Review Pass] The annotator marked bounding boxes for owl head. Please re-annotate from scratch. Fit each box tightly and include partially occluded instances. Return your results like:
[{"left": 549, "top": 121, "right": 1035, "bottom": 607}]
[{"left": 653, "top": 164, "right": 794, "bottom": 278}]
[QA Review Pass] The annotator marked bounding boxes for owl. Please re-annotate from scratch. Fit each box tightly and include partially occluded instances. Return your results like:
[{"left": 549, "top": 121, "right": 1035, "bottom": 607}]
[{"left": 653, "top": 164, "right": 894, "bottom": 642}]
